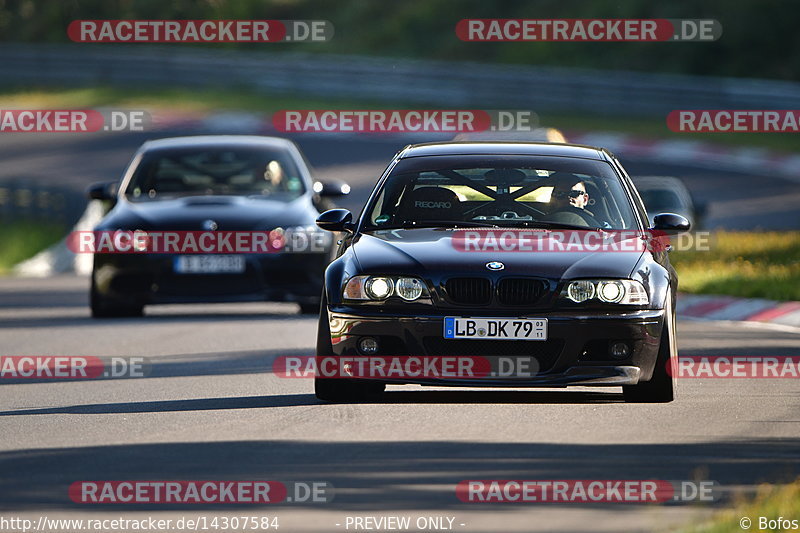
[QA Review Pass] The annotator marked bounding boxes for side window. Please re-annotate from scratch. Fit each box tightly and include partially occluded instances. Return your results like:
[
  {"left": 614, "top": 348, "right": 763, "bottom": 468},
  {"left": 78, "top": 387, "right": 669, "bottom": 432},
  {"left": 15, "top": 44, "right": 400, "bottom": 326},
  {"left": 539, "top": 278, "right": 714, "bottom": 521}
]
[
  {"left": 369, "top": 189, "right": 387, "bottom": 225},
  {"left": 613, "top": 157, "right": 649, "bottom": 228}
]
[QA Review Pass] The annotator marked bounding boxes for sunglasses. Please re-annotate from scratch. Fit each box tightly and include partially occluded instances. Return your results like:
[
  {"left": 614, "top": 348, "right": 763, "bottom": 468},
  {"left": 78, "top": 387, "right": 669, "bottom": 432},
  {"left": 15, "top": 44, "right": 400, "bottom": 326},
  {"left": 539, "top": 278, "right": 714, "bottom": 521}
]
[{"left": 553, "top": 189, "right": 587, "bottom": 199}]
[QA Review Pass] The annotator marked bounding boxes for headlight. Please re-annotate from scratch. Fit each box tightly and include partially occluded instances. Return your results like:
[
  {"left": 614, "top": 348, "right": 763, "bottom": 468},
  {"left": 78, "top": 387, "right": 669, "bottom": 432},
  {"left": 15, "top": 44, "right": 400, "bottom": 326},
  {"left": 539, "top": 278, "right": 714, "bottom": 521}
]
[
  {"left": 365, "top": 277, "right": 393, "bottom": 299},
  {"left": 395, "top": 277, "right": 424, "bottom": 301},
  {"left": 566, "top": 280, "right": 595, "bottom": 303},
  {"left": 597, "top": 280, "right": 624, "bottom": 303},
  {"left": 343, "top": 275, "right": 427, "bottom": 302},
  {"left": 563, "top": 279, "right": 648, "bottom": 305}
]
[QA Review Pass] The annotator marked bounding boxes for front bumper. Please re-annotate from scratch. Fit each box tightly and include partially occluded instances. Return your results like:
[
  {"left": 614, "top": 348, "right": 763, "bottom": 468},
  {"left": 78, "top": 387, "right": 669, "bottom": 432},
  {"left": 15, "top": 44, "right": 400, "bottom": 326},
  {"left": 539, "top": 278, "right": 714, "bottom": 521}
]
[
  {"left": 93, "top": 252, "right": 328, "bottom": 305},
  {"left": 325, "top": 307, "right": 665, "bottom": 386}
]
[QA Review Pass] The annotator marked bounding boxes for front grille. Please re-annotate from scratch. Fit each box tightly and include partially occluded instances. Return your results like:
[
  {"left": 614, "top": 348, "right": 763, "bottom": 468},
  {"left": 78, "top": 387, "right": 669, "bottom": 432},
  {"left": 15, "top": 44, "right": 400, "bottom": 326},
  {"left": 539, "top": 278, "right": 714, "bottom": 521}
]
[
  {"left": 423, "top": 338, "right": 564, "bottom": 372},
  {"left": 497, "top": 278, "right": 547, "bottom": 305},
  {"left": 444, "top": 277, "right": 492, "bottom": 305}
]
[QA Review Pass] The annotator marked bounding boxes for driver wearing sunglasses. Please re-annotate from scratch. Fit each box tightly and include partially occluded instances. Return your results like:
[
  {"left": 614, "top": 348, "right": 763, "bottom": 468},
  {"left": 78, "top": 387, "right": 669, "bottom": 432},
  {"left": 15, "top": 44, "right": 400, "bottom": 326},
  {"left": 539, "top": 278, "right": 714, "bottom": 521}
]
[{"left": 545, "top": 172, "right": 600, "bottom": 227}]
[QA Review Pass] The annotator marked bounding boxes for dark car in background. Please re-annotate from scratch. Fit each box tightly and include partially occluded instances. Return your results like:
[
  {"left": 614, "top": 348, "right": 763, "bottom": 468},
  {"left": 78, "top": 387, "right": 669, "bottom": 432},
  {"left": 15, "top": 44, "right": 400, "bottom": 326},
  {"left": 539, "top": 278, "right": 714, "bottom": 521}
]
[
  {"left": 314, "top": 142, "right": 690, "bottom": 403},
  {"left": 88, "top": 135, "right": 349, "bottom": 317},
  {"left": 631, "top": 176, "right": 705, "bottom": 229}
]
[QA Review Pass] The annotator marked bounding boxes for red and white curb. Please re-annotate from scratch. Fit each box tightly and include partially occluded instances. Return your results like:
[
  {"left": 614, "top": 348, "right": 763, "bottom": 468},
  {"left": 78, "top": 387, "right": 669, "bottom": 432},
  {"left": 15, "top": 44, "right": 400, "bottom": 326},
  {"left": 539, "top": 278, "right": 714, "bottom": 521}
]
[
  {"left": 568, "top": 132, "right": 800, "bottom": 184},
  {"left": 677, "top": 293, "right": 800, "bottom": 327}
]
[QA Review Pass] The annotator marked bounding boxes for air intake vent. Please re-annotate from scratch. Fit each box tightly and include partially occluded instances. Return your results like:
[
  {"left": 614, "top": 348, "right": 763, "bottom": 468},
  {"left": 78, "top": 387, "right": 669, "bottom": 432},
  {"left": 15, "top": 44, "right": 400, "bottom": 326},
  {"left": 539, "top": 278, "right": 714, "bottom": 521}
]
[
  {"left": 497, "top": 278, "right": 547, "bottom": 306},
  {"left": 444, "top": 277, "right": 492, "bottom": 305}
]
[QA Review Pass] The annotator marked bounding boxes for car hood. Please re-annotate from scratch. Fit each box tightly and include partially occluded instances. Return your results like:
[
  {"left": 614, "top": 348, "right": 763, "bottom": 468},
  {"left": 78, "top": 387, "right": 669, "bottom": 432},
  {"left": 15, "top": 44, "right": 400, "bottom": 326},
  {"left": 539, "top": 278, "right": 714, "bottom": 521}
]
[
  {"left": 352, "top": 229, "right": 645, "bottom": 280},
  {"left": 97, "top": 195, "right": 317, "bottom": 231}
]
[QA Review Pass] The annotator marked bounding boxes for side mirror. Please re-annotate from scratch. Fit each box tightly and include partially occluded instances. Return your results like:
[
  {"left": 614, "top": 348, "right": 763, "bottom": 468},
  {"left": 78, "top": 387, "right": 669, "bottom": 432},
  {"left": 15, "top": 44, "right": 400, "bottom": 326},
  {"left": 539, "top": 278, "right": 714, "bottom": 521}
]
[
  {"left": 313, "top": 180, "right": 351, "bottom": 198},
  {"left": 87, "top": 181, "right": 118, "bottom": 201},
  {"left": 317, "top": 208, "right": 354, "bottom": 233},
  {"left": 651, "top": 213, "right": 691, "bottom": 235}
]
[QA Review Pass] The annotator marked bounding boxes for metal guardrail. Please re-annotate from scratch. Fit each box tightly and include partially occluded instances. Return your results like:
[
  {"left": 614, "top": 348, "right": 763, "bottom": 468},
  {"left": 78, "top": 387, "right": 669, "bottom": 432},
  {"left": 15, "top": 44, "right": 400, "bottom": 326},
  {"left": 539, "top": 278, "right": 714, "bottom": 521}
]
[
  {"left": 1, "top": 44, "right": 799, "bottom": 116},
  {"left": 0, "top": 181, "right": 85, "bottom": 225}
]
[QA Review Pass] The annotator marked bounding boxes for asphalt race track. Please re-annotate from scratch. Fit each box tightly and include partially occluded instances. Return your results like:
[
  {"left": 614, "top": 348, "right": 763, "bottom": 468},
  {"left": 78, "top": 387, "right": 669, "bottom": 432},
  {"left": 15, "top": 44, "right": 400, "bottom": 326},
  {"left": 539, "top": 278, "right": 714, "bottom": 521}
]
[
  {"left": 0, "top": 276, "right": 799, "bottom": 532},
  {"left": 1, "top": 130, "right": 799, "bottom": 532}
]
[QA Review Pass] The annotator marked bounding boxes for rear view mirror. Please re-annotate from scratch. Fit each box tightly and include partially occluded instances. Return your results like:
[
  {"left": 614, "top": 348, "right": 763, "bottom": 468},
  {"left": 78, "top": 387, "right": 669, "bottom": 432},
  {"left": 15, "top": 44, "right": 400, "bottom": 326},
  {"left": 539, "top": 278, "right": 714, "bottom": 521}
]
[
  {"left": 651, "top": 213, "right": 691, "bottom": 234},
  {"left": 86, "top": 181, "right": 118, "bottom": 201},
  {"left": 316, "top": 208, "right": 354, "bottom": 233}
]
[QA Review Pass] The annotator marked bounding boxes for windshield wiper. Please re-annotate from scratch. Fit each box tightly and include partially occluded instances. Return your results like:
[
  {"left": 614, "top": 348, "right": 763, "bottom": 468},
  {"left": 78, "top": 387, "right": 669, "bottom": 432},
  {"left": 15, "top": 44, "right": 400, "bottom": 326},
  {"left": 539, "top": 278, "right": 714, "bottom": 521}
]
[
  {"left": 510, "top": 221, "right": 607, "bottom": 232},
  {"left": 380, "top": 220, "right": 502, "bottom": 230}
]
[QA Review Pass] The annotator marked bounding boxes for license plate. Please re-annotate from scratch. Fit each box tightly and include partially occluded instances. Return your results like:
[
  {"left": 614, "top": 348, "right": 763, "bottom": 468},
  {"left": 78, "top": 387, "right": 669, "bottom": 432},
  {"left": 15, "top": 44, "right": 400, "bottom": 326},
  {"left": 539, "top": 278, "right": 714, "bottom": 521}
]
[
  {"left": 444, "top": 317, "right": 547, "bottom": 340},
  {"left": 173, "top": 255, "right": 245, "bottom": 274}
]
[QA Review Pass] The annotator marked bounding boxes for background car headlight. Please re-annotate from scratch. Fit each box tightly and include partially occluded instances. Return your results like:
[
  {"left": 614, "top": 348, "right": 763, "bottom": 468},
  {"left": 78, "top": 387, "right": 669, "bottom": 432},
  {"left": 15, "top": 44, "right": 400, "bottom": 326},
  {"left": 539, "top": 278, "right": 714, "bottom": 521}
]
[
  {"left": 567, "top": 280, "right": 595, "bottom": 303},
  {"left": 564, "top": 279, "right": 649, "bottom": 305},
  {"left": 395, "top": 277, "right": 423, "bottom": 301},
  {"left": 343, "top": 275, "right": 427, "bottom": 301},
  {"left": 281, "top": 225, "right": 332, "bottom": 253},
  {"left": 365, "top": 277, "right": 393, "bottom": 299}
]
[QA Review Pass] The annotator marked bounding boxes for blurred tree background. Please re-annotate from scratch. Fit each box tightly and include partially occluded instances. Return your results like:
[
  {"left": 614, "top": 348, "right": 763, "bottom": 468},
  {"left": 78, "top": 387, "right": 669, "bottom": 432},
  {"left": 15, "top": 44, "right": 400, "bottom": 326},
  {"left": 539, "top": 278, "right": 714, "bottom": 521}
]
[{"left": 0, "top": 0, "right": 796, "bottom": 80}]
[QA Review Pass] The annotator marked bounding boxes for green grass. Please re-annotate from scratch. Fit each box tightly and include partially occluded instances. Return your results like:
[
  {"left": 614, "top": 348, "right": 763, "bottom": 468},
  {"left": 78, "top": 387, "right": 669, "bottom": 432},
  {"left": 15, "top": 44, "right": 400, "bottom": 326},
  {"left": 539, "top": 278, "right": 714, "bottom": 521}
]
[
  {"left": 677, "top": 479, "right": 800, "bottom": 533},
  {"left": 0, "top": 222, "right": 68, "bottom": 274},
  {"left": 0, "top": 86, "right": 797, "bottom": 153},
  {"left": 671, "top": 231, "right": 800, "bottom": 301}
]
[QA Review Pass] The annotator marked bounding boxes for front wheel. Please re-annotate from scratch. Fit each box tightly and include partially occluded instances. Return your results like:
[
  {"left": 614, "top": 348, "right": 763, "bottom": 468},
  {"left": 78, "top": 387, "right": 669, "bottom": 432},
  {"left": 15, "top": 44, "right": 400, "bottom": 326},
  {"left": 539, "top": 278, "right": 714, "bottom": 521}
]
[
  {"left": 313, "top": 293, "right": 384, "bottom": 402},
  {"left": 623, "top": 292, "right": 676, "bottom": 403},
  {"left": 90, "top": 277, "right": 144, "bottom": 318}
]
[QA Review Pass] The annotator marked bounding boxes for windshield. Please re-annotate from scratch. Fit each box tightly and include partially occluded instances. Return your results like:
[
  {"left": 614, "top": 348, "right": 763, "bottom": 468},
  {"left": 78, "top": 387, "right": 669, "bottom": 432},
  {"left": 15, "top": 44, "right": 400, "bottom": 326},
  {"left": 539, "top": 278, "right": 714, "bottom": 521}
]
[
  {"left": 363, "top": 155, "right": 639, "bottom": 231},
  {"left": 639, "top": 189, "right": 685, "bottom": 212},
  {"left": 124, "top": 147, "right": 306, "bottom": 201}
]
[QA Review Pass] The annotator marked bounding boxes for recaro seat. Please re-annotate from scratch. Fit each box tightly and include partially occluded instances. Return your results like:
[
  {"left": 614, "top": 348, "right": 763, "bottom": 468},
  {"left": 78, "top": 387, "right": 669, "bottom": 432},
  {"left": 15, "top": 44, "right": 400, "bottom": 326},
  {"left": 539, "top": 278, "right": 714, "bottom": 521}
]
[{"left": 398, "top": 186, "right": 464, "bottom": 223}]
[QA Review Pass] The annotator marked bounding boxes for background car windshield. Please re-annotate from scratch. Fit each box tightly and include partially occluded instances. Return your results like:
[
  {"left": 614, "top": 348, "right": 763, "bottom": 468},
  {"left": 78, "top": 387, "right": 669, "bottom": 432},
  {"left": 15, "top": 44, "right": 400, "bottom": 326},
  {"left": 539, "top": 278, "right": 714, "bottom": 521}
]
[
  {"left": 366, "top": 156, "right": 638, "bottom": 230},
  {"left": 125, "top": 147, "right": 306, "bottom": 201},
  {"left": 639, "top": 189, "right": 684, "bottom": 211}
]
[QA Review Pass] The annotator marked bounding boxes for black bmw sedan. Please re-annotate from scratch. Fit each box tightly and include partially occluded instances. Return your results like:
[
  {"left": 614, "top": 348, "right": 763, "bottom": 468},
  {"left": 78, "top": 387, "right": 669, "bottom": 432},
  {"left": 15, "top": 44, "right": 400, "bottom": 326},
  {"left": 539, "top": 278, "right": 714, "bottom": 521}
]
[
  {"left": 314, "top": 142, "right": 690, "bottom": 403},
  {"left": 87, "top": 135, "right": 348, "bottom": 317}
]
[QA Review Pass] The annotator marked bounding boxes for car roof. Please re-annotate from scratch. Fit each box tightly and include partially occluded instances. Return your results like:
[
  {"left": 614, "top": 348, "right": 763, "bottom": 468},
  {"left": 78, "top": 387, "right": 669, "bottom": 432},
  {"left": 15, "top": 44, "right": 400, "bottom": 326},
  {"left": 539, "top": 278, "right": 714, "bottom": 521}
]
[
  {"left": 397, "top": 141, "right": 610, "bottom": 160},
  {"left": 140, "top": 135, "right": 297, "bottom": 152}
]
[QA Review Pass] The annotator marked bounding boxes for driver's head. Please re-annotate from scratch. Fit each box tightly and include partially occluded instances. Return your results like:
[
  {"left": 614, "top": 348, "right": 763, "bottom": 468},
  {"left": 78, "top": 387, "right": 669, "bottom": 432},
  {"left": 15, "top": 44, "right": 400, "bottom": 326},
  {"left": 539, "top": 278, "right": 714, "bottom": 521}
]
[{"left": 549, "top": 172, "right": 588, "bottom": 209}]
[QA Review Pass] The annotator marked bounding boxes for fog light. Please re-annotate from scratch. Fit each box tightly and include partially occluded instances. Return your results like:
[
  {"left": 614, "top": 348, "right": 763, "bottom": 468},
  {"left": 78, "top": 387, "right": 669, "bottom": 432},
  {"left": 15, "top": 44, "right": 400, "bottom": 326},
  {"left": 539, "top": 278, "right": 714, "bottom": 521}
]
[
  {"left": 358, "top": 337, "right": 379, "bottom": 355},
  {"left": 610, "top": 342, "right": 630, "bottom": 359}
]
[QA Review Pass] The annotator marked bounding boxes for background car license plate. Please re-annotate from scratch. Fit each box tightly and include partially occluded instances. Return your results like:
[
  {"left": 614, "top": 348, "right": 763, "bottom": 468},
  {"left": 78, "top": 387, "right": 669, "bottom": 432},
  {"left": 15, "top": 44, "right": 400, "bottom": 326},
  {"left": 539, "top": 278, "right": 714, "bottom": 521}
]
[
  {"left": 173, "top": 255, "right": 245, "bottom": 274},
  {"left": 444, "top": 317, "right": 547, "bottom": 340}
]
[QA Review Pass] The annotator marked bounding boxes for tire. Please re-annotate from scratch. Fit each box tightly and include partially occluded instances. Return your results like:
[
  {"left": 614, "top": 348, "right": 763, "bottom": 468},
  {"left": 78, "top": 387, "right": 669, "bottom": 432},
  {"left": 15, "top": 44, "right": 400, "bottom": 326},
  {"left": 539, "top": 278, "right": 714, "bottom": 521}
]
[
  {"left": 90, "top": 277, "right": 144, "bottom": 318},
  {"left": 623, "top": 292, "right": 676, "bottom": 403},
  {"left": 313, "top": 293, "right": 384, "bottom": 402}
]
